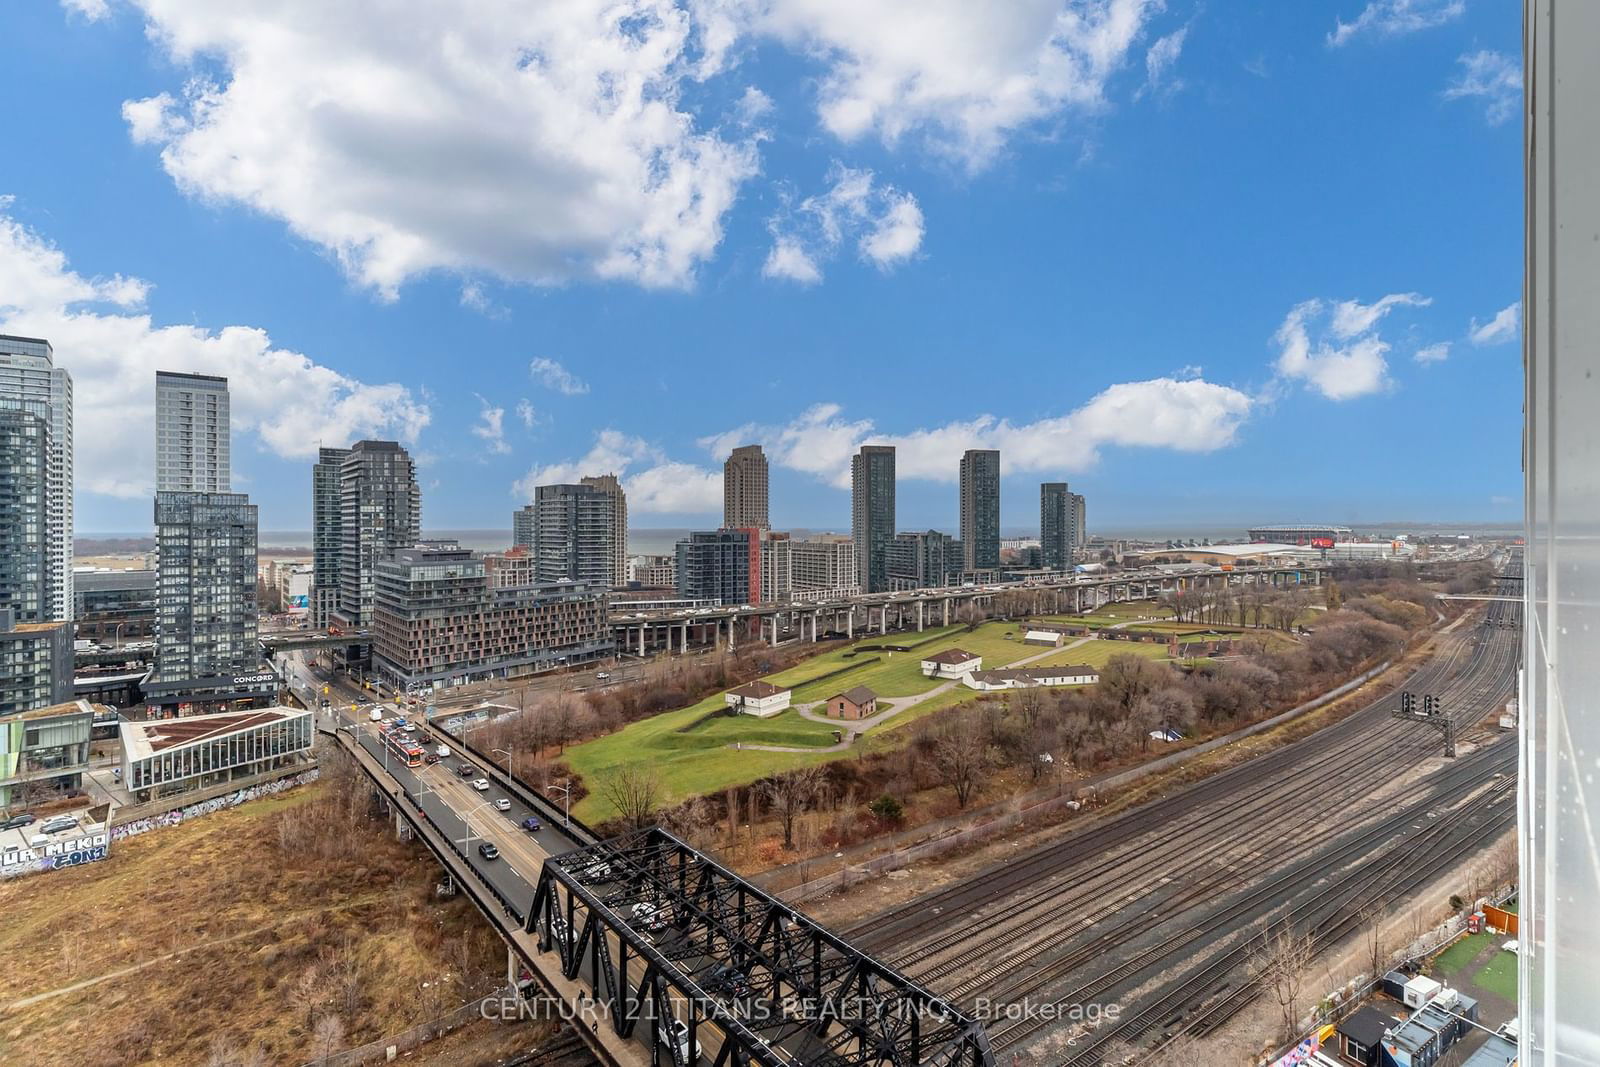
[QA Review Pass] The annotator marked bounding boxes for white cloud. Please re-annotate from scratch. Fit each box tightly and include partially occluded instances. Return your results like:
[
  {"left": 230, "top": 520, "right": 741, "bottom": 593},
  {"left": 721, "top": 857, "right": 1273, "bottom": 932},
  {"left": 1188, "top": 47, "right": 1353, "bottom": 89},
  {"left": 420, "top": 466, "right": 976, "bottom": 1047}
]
[
  {"left": 513, "top": 428, "right": 721, "bottom": 513},
  {"left": 748, "top": 0, "right": 1165, "bottom": 168},
  {"left": 58, "top": 0, "right": 110, "bottom": 19},
  {"left": 0, "top": 201, "right": 430, "bottom": 498},
  {"left": 529, "top": 357, "right": 589, "bottom": 396},
  {"left": 1444, "top": 50, "right": 1521, "bottom": 126},
  {"left": 471, "top": 395, "right": 510, "bottom": 455},
  {"left": 1136, "top": 26, "right": 1187, "bottom": 100},
  {"left": 763, "top": 164, "right": 923, "bottom": 282},
  {"left": 1329, "top": 292, "right": 1429, "bottom": 340},
  {"left": 111, "top": 0, "right": 760, "bottom": 298},
  {"left": 515, "top": 399, "right": 538, "bottom": 429},
  {"left": 1273, "top": 293, "right": 1429, "bottom": 401},
  {"left": 704, "top": 380, "right": 1252, "bottom": 489},
  {"left": 1328, "top": 0, "right": 1464, "bottom": 47},
  {"left": 1469, "top": 302, "right": 1520, "bottom": 345},
  {"left": 1414, "top": 342, "right": 1450, "bottom": 364}
]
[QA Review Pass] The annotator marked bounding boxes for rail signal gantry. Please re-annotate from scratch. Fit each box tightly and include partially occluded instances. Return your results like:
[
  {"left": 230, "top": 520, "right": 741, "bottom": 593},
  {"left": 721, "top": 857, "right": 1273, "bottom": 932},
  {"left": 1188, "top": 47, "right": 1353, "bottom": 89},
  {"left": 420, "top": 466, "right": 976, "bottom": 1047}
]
[{"left": 1393, "top": 690, "right": 1455, "bottom": 757}]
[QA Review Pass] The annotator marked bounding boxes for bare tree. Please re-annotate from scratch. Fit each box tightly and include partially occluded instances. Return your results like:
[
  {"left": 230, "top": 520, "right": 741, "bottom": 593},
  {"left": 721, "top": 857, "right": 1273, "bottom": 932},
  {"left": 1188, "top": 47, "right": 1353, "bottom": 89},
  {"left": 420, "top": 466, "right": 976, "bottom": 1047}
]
[
  {"left": 1361, "top": 904, "right": 1392, "bottom": 984},
  {"left": 760, "top": 766, "right": 828, "bottom": 850},
  {"left": 1251, "top": 920, "right": 1315, "bottom": 1042},
  {"left": 932, "top": 717, "right": 990, "bottom": 809},
  {"left": 597, "top": 764, "right": 662, "bottom": 830},
  {"left": 312, "top": 1014, "right": 345, "bottom": 1066},
  {"left": 291, "top": 963, "right": 329, "bottom": 1031}
]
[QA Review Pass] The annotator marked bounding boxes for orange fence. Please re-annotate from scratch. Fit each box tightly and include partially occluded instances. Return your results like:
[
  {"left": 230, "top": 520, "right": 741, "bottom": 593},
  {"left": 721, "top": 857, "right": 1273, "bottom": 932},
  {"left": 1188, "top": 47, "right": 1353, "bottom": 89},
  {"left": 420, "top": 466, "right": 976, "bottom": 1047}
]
[{"left": 1484, "top": 904, "right": 1519, "bottom": 936}]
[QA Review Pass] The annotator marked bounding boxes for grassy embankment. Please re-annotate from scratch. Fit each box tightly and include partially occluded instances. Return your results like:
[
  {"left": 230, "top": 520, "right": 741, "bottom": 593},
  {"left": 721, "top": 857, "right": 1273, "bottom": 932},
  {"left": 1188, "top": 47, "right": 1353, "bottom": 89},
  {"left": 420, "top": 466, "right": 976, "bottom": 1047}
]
[{"left": 564, "top": 610, "right": 1177, "bottom": 821}]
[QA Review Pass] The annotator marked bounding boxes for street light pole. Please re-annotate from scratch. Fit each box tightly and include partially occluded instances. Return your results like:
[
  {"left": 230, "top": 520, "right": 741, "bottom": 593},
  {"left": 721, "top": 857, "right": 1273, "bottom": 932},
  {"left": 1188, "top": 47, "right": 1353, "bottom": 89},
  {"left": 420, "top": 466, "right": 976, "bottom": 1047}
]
[
  {"left": 492, "top": 747, "right": 516, "bottom": 783},
  {"left": 548, "top": 778, "right": 572, "bottom": 827}
]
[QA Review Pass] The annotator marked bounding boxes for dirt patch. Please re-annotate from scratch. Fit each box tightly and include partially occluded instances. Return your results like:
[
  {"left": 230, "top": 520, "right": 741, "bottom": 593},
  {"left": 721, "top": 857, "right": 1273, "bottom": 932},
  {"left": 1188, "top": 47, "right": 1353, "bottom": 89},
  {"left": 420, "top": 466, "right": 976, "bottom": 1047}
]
[{"left": 0, "top": 771, "right": 507, "bottom": 1066}]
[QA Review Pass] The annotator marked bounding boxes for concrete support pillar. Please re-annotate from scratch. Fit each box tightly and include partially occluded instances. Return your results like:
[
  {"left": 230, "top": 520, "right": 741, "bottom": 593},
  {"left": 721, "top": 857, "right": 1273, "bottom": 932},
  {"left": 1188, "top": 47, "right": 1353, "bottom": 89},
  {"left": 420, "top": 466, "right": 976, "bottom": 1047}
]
[
  {"left": 917, "top": 600, "right": 924, "bottom": 631},
  {"left": 508, "top": 943, "right": 520, "bottom": 988},
  {"left": 638, "top": 625, "right": 646, "bottom": 656},
  {"left": 727, "top": 616, "right": 736, "bottom": 653},
  {"left": 879, "top": 607, "right": 887, "bottom": 635},
  {"left": 847, "top": 610, "right": 854, "bottom": 639},
  {"left": 943, "top": 598, "right": 951, "bottom": 626},
  {"left": 680, "top": 622, "right": 688, "bottom": 654}
]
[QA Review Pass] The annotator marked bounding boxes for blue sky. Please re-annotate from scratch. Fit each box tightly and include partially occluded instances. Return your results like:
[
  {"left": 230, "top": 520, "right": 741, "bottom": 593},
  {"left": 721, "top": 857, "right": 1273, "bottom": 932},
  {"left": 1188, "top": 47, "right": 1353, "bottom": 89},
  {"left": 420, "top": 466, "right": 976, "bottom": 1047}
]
[{"left": 0, "top": 0, "right": 1522, "bottom": 536}]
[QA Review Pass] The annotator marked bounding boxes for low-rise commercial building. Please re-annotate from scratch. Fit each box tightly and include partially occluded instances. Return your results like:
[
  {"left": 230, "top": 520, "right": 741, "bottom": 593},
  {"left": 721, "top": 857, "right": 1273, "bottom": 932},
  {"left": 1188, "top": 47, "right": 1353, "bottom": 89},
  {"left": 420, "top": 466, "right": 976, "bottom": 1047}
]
[
  {"left": 0, "top": 609, "right": 70, "bottom": 716},
  {"left": 370, "top": 543, "right": 612, "bottom": 689},
  {"left": 628, "top": 554, "right": 676, "bottom": 588},
  {"left": 119, "top": 706, "right": 313, "bottom": 803},
  {"left": 0, "top": 699, "right": 96, "bottom": 809}
]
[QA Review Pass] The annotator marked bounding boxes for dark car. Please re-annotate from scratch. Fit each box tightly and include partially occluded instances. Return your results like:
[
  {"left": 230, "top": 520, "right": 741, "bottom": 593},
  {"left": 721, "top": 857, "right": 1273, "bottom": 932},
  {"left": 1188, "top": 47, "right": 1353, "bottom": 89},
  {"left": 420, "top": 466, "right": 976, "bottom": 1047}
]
[
  {"left": 423, "top": 753, "right": 440, "bottom": 765},
  {"left": 706, "top": 964, "right": 751, "bottom": 998},
  {"left": 521, "top": 816, "right": 542, "bottom": 833},
  {"left": 1, "top": 813, "right": 35, "bottom": 830},
  {"left": 478, "top": 842, "right": 500, "bottom": 860},
  {"left": 457, "top": 763, "right": 478, "bottom": 778}
]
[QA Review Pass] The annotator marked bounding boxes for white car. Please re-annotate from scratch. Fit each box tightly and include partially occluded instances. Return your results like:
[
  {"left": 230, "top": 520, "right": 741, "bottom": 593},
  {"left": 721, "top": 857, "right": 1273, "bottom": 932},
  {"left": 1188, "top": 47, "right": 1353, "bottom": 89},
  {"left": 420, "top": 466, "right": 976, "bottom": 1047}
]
[
  {"left": 668, "top": 1019, "right": 701, "bottom": 1063},
  {"left": 368, "top": 709, "right": 384, "bottom": 722},
  {"left": 472, "top": 778, "right": 490, "bottom": 792},
  {"left": 435, "top": 744, "right": 450, "bottom": 759},
  {"left": 494, "top": 797, "right": 512, "bottom": 811}
]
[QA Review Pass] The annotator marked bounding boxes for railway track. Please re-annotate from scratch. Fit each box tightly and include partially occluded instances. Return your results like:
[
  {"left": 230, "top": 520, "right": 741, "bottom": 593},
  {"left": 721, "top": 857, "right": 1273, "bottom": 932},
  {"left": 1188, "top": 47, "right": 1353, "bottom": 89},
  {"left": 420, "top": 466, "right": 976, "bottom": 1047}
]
[{"left": 846, "top": 565, "right": 1521, "bottom": 1061}]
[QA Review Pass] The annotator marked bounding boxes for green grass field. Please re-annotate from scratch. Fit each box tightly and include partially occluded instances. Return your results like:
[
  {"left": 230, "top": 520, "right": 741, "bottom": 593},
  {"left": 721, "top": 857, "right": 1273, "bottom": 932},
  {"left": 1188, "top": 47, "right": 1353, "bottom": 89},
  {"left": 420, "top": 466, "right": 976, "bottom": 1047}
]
[
  {"left": 564, "top": 620, "right": 1049, "bottom": 820},
  {"left": 1433, "top": 933, "right": 1491, "bottom": 977},
  {"left": 1473, "top": 948, "right": 1518, "bottom": 1000},
  {"left": 1033, "top": 640, "right": 1172, "bottom": 668}
]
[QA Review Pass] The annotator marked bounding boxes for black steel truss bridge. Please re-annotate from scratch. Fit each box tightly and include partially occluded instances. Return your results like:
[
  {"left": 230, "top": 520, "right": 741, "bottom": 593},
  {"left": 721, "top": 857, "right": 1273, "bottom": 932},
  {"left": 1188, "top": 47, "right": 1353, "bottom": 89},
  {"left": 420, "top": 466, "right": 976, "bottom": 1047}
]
[{"left": 529, "top": 826, "right": 994, "bottom": 1067}]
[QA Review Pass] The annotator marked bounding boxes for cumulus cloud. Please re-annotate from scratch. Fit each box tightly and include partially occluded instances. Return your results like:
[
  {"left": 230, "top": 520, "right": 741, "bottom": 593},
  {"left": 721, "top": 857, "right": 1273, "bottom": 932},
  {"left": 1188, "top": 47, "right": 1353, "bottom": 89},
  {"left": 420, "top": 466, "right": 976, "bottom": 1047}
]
[
  {"left": 763, "top": 165, "right": 924, "bottom": 283},
  {"left": 529, "top": 357, "right": 589, "bottom": 396},
  {"left": 1414, "top": 342, "right": 1450, "bottom": 365},
  {"left": 703, "top": 380, "right": 1252, "bottom": 489},
  {"left": 513, "top": 429, "right": 721, "bottom": 514},
  {"left": 747, "top": 0, "right": 1165, "bottom": 167},
  {"left": 112, "top": 0, "right": 761, "bottom": 297},
  {"left": 0, "top": 200, "right": 429, "bottom": 498},
  {"left": 471, "top": 396, "right": 510, "bottom": 455},
  {"left": 85, "top": 1, "right": 1174, "bottom": 294},
  {"left": 1273, "top": 292, "right": 1429, "bottom": 401},
  {"left": 58, "top": 0, "right": 109, "bottom": 19},
  {"left": 1328, "top": 0, "right": 1464, "bottom": 47},
  {"left": 1444, "top": 50, "right": 1521, "bottom": 126},
  {"left": 1469, "top": 302, "right": 1520, "bottom": 345},
  {"left": 515, "top": 399, "right": 538, "bottom": 429}
]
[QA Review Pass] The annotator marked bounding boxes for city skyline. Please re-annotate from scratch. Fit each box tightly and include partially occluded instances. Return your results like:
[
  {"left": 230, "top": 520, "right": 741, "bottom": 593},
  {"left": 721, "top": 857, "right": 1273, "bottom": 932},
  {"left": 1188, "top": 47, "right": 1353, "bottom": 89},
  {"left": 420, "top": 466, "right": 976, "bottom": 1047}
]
[{"left": 0, "top": 3, "right": 1521, "bottom": 535}]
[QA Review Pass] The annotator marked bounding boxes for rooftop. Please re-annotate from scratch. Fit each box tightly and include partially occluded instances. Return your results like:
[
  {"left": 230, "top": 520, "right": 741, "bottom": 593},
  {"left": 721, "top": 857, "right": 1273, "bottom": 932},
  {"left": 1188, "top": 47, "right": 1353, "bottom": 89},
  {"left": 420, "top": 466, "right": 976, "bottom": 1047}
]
[
  {"left": 971, "top": 666, "right": 1098, "bottom": 683},
  {"left": 923, "top": 648, "right": 979, "bottom": 665},
  {"left": 727, "top": 680, "right": 790, "bottom": 699},
  {"left": 0, "top": 699, "right": 101, "bottom": 725},
  {"left": 833, "top": 686, "right": 877, "bottom": 705},
  {"left": 120, "top": 706, "right": 309, "bottom": 761},
  {"left": 1336, "top": 1005, "right": 1395, "bottom": 1049}
]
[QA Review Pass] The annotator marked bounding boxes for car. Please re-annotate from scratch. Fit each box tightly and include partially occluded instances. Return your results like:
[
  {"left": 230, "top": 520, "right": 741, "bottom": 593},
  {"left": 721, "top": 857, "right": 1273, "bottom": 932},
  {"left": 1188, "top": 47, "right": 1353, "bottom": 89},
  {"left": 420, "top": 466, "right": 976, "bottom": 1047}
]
[
  {"left": 457, "top": 764, "right": 478, "bottom": 778},
  {"left": 1, "top": 813, "right": 35, "bottom": 830},
  {"left": 478, "top": 842, "right": 500, "bottom": 860},
  {"left": 705, "top": 964, "right": 751, "bottom": 998},
  {"left": 667, "top": 1019, "right": 702, "bottom": 1063},
  {"left": 494, "top": 797, "right": 512, "bottom": 811},
  {"left": 521, "top": 816, "right": 542, "bottom": 833},
  {"left": 472, "top": 778, "right": 490, "bottom": 792},
  {"left": 40, "top": 815, "right": 79, "bottom": 835},
  {"left": 423, "top": 753, "right": 440, "bottom": 765},
  {"left": 595, "top": 671, "right": 611, "bottom": 681},
  {"left": 631, "top": 901, "right": 668, "bottom": 932},
  {"left": 435, "top": 744, "right": 450, "bottom": 759},
  {"left": 578, "top": 860, "right": 613, "bottom": 881},
  {"left": 368, "top": 709, "right": 384, "bottom": 722}
]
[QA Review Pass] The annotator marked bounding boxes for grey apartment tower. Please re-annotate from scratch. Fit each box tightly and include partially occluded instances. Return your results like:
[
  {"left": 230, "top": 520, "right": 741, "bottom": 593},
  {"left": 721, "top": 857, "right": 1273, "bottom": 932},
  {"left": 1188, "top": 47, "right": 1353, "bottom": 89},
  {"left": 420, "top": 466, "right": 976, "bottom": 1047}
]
[
  {"left": 518, "top": 480, "right": 625, "bottom": 588},
  {"left": 1040, "top": 482, "right": 1086, "bottom": 569},
  {"left": 310, "top": 446, "right": 351, "bottom": 628},
  {"left": 851, "top": 445, "right": 896, "bottom": 593},
  {"left": 723, "top": 444, "right": 769, "bottom": 530},
  {"left": 0, "top": 335, "right": 72, "bottom": 623},
  {"left": 149, "top": 372, "right": 269, "bottom": 712},
  {"left": 335, "top": 441, "right": 420, "bottom": 628},
  {"left": 959, "top": 449, "right": 1000, "bottom": 571}
]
